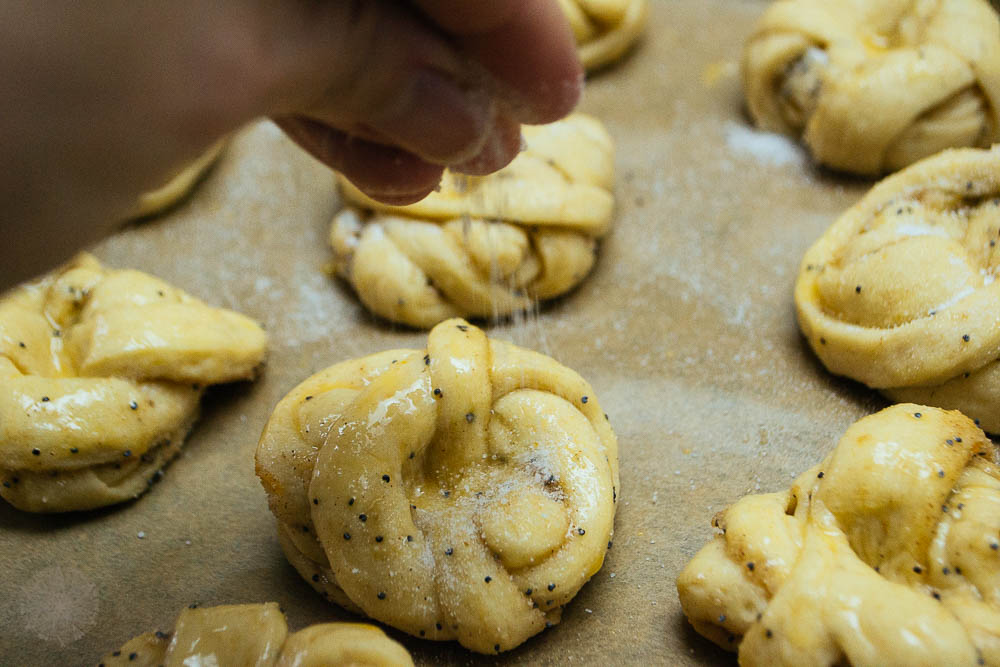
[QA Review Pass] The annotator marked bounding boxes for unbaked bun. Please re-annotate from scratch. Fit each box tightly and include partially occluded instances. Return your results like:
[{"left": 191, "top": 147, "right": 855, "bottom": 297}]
[
  {"left": 130, "top": 140, "right": 226, "bottom": 218},
  {"left": 558, "top": 0, "right": 648, "bottom": 70},
  {"left": 98, "top": 602, "right": 413, "bottom": 666},
  {"left": 743, "top": 0, "right": 1000, "bottom": 174},
  {"left": 0, "top": 253, "right": 267, "bottom": 512},
  {"left": 677, "top": 404, "right": 1000, "bottom": 666},
  {"left": 796, "top": 146, "right": 1000, "bottom": 432},
  {"left": 329, "top": 113, "right": 614, "bottom": 328},
  {"left": 255, "top": 319, "right": 618, "bottom": 653}
]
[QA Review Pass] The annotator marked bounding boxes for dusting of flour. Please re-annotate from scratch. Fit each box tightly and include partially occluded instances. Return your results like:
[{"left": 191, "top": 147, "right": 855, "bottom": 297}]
[
  {"left": 724, "top": 122, "right": 805, "bottom": 167},
  {"left": 14, "top": 565, "right": 99, "bottom": 646}
]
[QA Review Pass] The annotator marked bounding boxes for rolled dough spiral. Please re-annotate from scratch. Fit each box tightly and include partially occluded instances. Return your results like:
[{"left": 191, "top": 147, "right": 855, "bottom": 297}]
[{"left": 796, "top": 146, "right": 1000, "bottom": 432}]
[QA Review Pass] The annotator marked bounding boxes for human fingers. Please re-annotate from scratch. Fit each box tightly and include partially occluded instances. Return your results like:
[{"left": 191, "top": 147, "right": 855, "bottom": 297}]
[
  {"left": 413, "top": 0, "right": 583, "bottom": 124},
  {"left": 276, "top": 116, "right": 444, "bottom": 205},
  {"left": 265, "top": 1, "right": 497, "bottom": 168},
  {"left": 451, "top": 111, "right": 523, "bottom": 176}
]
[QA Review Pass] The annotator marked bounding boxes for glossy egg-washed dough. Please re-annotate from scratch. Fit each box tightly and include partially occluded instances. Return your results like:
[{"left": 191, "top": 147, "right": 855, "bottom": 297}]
[
  {"left": 796, "top": 146, "right": 1000, "bottom": 433},
  {"left": 743, "top": 0, "right": 1000, "bottom": 175},
  {"left": 98, "top": 602, "right": 413, "bottom": 667},
  {"left": 129, "top": 139, "right": 226, "bottom": 219},
  {"left": 0, "top": 253, "right": 267, "bottom": 512},
  {"left": 557, "top": 0, "right": 648, "bottom": 70},
  {"left": 330, "top": 113, "right": 614, "bottom": 329},
  {"left": 677, "top": 404, "right": 1000, "bottom": 666},
  {"left": 255, "top": 319, "right": 618, "bottom": 654}
]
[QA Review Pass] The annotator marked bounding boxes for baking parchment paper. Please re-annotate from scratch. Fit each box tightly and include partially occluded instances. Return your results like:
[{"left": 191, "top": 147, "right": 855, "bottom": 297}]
[{"left": 1, "top": 1, "right": 888, "bottom": 664}]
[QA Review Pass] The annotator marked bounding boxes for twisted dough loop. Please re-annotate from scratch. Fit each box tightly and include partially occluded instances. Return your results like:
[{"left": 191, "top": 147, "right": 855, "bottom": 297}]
[
  {"left": 99, "top": 603, "right": 413, "bottom": 667},
  {"left": 677, "top": 404, "right": 1000, "bottom": 666},
  {"left": 0, "top": 253, "right": 267, "bottom": 512},
  {"left": 255, "top": 319, "right": 618, "bottom": 654},
  {"left": 796, "top": 146, "right": 1000, "bottom": 432},
  {"left": 557, "top": 0, "right": 649, "bottom": 70},
  {"left": 743, "top": 0, "right": 1000, "bottom": 174},
  {"left": 330, "top": 113, "right": 614, "bottom": 328}
]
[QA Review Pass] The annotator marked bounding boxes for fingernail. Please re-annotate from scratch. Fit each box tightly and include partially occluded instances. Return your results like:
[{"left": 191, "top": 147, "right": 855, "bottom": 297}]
[
  {"left": 374, "top": 69, "right": 494, "bottom": 165},
  {"left": 364, "top": 189, "right": 438, "bottom": 206},
  {"left": 359, "top": 169, "right": 443, "bottom": 202}
]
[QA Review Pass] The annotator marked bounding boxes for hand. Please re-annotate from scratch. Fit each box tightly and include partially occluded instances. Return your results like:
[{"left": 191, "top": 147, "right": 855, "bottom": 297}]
[
  {"left": 0, "top": 0, "right": 581, "bottom": 287},
  {"left": 271, "top": 0, "right": 583, "bottom": 204}
]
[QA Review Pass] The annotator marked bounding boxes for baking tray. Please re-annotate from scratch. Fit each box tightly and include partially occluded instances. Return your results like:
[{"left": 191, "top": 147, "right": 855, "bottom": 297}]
[{"left": 0, "top": 1, "right": 886, "bottom": 664}]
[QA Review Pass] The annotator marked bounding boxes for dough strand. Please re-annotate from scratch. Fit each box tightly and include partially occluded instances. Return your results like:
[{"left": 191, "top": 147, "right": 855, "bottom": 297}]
[{"left": 129, "top": 139, "right": 226, "bottom": 219}]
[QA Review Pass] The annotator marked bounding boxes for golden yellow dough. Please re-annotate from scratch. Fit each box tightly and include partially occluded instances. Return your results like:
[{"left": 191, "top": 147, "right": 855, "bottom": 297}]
[
  {"left": 255, "top": 319, "right": 619, "bottom": 654},
  {"left": 557, "top": 0, "right": 648, "bottom": 70},
  {"left": 129, "top": 139, "right": 226, "bottom": 219},
  {"left": 796, "top": 146, "right": 1000, "bottom": 432},
  {"left": 329, "top": 113, "right": 615, "bottom": 329},
  {"left": 743, "top": 0, "right": 1000, "bottom": 175},
  {"left": 98, "top": 602, "right": 413, "bottom": 667},
  {"left": 0, "top": 253, "right": 267, "bottom": 512},
  {"left": 677, "top": 404, "right": 1000, "bottom": 666}
]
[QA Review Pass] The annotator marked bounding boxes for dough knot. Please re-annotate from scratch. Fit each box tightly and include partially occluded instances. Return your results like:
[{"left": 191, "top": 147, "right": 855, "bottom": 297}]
[
  {"left": 677, "top": 404, "right": 1000, "bottom": 666},
  {"left": 796, "top": 146, "right": 1000, "bottom": 431},
  {"left": 558, "top": 0, "right": 649, "bottom": 70},
  {"left": 255, "top": 318, "right": 618, "bottom": 653},
  {"left": 744, "top": 0, "right": 1000, "bottom": 174},
  {"left": 99, "top": 602, "right": 413, "bottom": 666},
  {"left": 0, "top": 253, "right": 267, "bottom": 511},
  {"left": 329, "top": 113, "right": 615, "bottom": 328}
]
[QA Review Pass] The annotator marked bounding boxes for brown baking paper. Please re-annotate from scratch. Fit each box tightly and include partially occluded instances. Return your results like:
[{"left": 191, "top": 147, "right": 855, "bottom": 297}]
[{"left": 1, "top": 2, "right": 887, "bottom": 664}]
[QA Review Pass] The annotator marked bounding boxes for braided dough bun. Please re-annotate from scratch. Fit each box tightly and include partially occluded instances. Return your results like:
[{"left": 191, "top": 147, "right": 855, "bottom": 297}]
[
  {"left": 0, "top": 253, "right": 267, "bottom": 512},
  {"left": 330, "top": 113, "right": 614, "bottom": 329},
  {"left": 795, "top": 146, "right": 1000, "bottom": 432},
  {"left": 677, "top": 404, "right": 1000, "bottom": 666},
  {"left": 557, "top": 0, "right": 648, "bottom": 70},
  {"left": 255, "top": 319, "right": 619, "bottom": 654},
  {"left": 129, "top": 139, "right": 226, "bottom": 219},
  {"left": 98, "top": 602, "right": 413, "bottom": 667},
  {"left": 743, "top": 0, "right": 1000, "bottom": 175}
]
